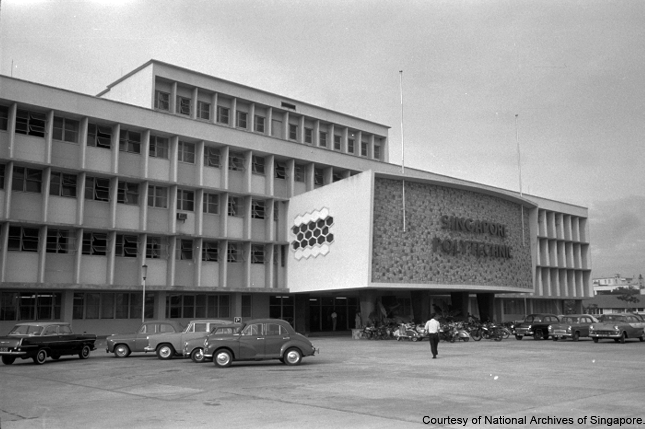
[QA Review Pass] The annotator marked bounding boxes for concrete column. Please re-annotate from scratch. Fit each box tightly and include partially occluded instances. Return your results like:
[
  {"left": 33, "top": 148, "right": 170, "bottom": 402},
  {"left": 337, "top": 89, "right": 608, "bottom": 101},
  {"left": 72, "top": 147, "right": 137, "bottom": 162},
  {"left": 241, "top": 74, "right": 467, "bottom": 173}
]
[
  {"left": 358, "top": 290, "right": 378, "bottom": 327},
  {"left": 477, "top": 293, "right": 495, "bottom": 323},
  {"left": 450, "top": 292, "right": 470, "bottom": 320},
  {"left": 411, "top": 290, "right": 430, "bottom": 324},
  {"left": 295, "top": 294, "right": 310, "bottom": 334}
]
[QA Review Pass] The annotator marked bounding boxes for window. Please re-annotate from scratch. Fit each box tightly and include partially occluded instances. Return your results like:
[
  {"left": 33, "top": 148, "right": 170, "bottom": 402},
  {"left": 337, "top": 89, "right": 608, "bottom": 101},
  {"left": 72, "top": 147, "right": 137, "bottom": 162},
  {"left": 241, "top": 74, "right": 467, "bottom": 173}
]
[
  {"left": 53, "top": 117, "right": 79, "bottom": 143},
  {"left": 202, "top": 241, "right": 219, "bottom": 262},
  {"left": 176, "top": 96, "right": 191, "bottom": 116},
  {"left": 115, "top": 234, "right": 138, "bottom": 258},
  {"left": 177, "top": 239, "right": 193, "bottom": 260},
  {"left": 82, "top": 232, "right": 107, "bottom": 255},
  {"left": 150, "top": 135, "right": 169, "bottom": 159},
  {"left": 177, "top": 189, "right": 194, "bottom": 211},
  {"left": 361, "top": 141, "right": 368, "bottom": 157},
  {"left": 12, "top": 166, "right": 42, "bottom": 193},
  {"left": 119, "top": 125, "right": 141, "bottom": 153},
  {"left": 294, "top": 164, "right": 305, "bottom": 182},
  {"left": 15, "top": 109, "right": 46, "bottom": 137},
  {"left": 217, "top": 106, "right": 229, "bottom": 125},
  {"left": 237, "top": 111, "right": 247, "bottom": 129},
  {"left": 227, "top": 243, "right": 241, "bottom": 262},
  {"left": 242, "top": 323, "right": 262, "bottom": 336},
  {"left": 85, "top": 177, "right": 110, "bottom": 202},
  {"left": 1, "top": 291, "right": 62, "bottom": 321},
  {"left": 304, "top": 128, "right": 313, "bottom": 144},
  {"left": 146, "top": 236, "right": 167, "bottom": 259},
  {"left": 204, "top": 146, "right": 220, "bottom": 168},
  {"left": 289, "top": 124, "right": 298, "bottom": 141},
  {"left": 228, "top": 152, "right": 245, "bottom": 171},
  {"left": 275, "top": 161, "right": 287, "bottom": 179},
  {"left": 50, "top": 172, "right": 77, "bottom": 197},
  {"left": 178, "top": 141, "right": 195, "bottom": 163},
  {"left": 228, "top": 197, "right": 241, "bottom": 217},
  {"left": 254, "top": 115, "right": 265, "bottom": 133},
  {"left": 8, "top": 226, "right": 39, "bottom": 252},
  {"left": 165, "top": 294, "right": 230, "bottom": 319},
  {"left": 251, "top": 245, "right": 265, "bottom": 264},
  {"left": 251, "top": 200, "right": 265, "bottom": 219},
  {"left": 374, "top": 145, "right": 381, "bottom": 160},
  {"left": 274, "top": 201, "right": 279, "bottom": 222},
  {"left": 348, "top": 138, "right": 355, "bottom": 154},
  {"left": 319, "top": 131, "right": 327, "bottom": 148},
  {"left": 117, "top": 181, "right": 139, "bottom": 205},
  {"left": 155, "top": 90, "right": 170, "bottom": 111},
  {"left": 203, "top": 193, "right": 219, "bottom": 214},
  {"left": 46, "top": 229, "right": 70, "bottom": 254},
  {"left": 148, "top": 185, "right": 168, "bottom": 208},
  {"left": 198, "top": 101, "right": 211, "bottom": 120},
  {"left": 314, "top": 168, "right": 324, "bottom": 186},
  {"left": 241, "top": 295, "right": 252, "bottom": 318},
  {"left": 334, "top": 135, "right": 341, "bottom": 151},
  {"left": 0, "top": 164, "right": 5, "bottom": 189},
  {"left": 0, "top": 105, "right": 8, "bottom": 131},
  {"left": 87, "top": 123, "right": 112, "bottom": 149},
  {"left": 74, "top": 292, "right": 151, "bottom": 320},
  {"left": 333, "top": 172, "right": 344, "bottom": 182},
  {"left": 252, "top": 156, "right": 265, "bottom": 175}
]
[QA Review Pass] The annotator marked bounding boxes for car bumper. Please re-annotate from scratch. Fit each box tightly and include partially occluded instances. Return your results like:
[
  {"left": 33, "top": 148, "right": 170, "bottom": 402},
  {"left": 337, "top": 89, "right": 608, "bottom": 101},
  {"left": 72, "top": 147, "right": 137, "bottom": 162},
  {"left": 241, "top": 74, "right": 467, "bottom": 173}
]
[
  {"left": 590, "top": 332, "right": 621, "bottom": 338},
  {"left": 515, "top": 328, "right": 533, "bottom": 336},
  {"left": 0, "top": 350, "right": 27, "bottom": 356}
]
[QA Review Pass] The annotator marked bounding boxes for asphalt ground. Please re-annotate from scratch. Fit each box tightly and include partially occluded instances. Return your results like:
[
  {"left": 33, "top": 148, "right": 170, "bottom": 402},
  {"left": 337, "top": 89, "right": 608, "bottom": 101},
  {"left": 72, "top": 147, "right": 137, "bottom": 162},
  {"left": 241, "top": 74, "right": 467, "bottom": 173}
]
[{"left": 1, "top": 335, "right": 644, "bottom": 429}]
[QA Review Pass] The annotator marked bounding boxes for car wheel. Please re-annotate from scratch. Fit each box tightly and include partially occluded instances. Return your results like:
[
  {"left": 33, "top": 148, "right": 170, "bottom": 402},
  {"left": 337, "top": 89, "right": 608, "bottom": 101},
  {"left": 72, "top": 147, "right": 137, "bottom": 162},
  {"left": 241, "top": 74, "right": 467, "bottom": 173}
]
[
  {"left": 284, "top": 348, "right": 303, "bottom": 366},
  {"left": 592, "top": 337, "right": 599, "bottom": 343},
  {"left": 157, "top": 344, "right": 175, "bottom": 360},
  {"left": 639, "top": 336, "right": 644, "bottom": 342},
  {"left": 552, "top": 337, "right": 558, "bottom": 341},
  {"left": 619, "top": 332, "right": 626, "bottom": 344},
  {"left": 114, "top": 344, "right": 131, "bottom": 358},
  {"left": 2, "top": 356, "right": 15, "bottom": 365},
  {"left": 79, "top": 345, "right": 91, "bottom": 359},
  {"left": 34, "top": 349, "right": 47, "bottom": 365},
  {"left": 214, "top": 350, "right": 232, "bottom": 368},
  {"left": 502, "top": 329, "right": 510, "bottom": 339},
  {"left": 572, "top": 332, "right": 580, "bottom": 342},
  {"left": 533, "top": 331, "right": 543, "bottom": 340},
  {"left": 190, "top": 348, "right": 205, "bottom": 363},
  {"left": 515, "top": 335, "right": 523, "bottom": 340},
  {"left": 411, "top": 337, "right": 419, "bottom": 342}
]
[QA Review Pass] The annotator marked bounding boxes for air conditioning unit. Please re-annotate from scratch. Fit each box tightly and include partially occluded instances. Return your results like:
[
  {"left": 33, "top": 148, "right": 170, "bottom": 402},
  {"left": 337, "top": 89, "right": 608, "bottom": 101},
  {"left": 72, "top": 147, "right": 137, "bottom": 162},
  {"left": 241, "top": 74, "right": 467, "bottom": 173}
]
[{"left": 176, "top": 212, "right": 188, "bottom": 221}]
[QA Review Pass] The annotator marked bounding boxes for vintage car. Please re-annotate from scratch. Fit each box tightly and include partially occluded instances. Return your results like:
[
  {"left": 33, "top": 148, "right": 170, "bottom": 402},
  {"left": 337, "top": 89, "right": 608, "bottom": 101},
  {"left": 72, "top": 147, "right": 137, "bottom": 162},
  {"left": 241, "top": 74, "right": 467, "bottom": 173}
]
[
  {"left": 183, "top": 325, "right": 242, "bottom": 363},
  {"left": 548, "top": 314, "right": 598, "bottom": 341},
  {"left": 106, "top": 320, "right": 184, "bottom": 357},
  {"left": 203, "top": 318, "right": 318, "bottom": 368},
  {"left": 514, "top": 313, "right": 560, "bottom": 340},
  {"left": 0, "top": 322, "right": 97, "bottom": 365},
  {"left": 589, "top": 313, "right": 645, "bottom": 343},
  {"left": 144, "top": 319, "right": 232, "bottom": 359}
]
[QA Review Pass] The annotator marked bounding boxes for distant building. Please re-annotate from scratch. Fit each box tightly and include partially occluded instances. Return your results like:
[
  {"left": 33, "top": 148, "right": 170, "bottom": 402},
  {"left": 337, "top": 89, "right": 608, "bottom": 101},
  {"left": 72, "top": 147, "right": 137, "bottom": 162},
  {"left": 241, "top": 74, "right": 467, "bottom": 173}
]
[
  {"left": 592, "top": 274, "right": 643, "bottom": 295},
  {"left": 0, "top": 60, "right": 592, "bottom": 334},
  {"left": 583, "top": 294, "right": 644, "bottom": 315}
]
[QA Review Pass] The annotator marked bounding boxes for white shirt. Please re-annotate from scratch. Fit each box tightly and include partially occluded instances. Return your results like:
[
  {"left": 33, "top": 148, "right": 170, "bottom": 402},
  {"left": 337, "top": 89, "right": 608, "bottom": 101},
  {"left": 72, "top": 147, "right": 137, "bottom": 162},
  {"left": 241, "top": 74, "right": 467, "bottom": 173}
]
[{"left": 424, "top": 318, "right": 441, "bottom": 334}]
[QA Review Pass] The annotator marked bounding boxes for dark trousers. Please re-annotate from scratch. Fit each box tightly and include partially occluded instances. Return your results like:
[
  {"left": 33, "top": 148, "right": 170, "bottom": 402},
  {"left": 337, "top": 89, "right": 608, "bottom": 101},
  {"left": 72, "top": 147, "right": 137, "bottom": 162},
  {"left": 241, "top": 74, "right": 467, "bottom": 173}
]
[{"left": 428, "top": 333, "right": 439, "bottom": 357}]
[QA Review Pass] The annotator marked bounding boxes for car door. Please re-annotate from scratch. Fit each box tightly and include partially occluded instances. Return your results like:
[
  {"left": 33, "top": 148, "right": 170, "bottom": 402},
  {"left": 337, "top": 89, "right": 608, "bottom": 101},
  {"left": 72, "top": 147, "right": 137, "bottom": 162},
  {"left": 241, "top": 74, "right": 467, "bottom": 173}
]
[
  {"left": 264, "top": 323, "right": 289, "bottom": 358},
  {"left": 133, "top": 323, "right": 156, "bottom": 351},
  {"left": 42, "top": 324, "right": 62, "bottom": 355},
  {"left": 180, "top": 322, "right": 208, "bottom": 349},
  {"left": 580, "top": 317, "right": 592, "bottom": 336},
  {"left": 238, "top": 323, "right": 264, "bottom": 360}
]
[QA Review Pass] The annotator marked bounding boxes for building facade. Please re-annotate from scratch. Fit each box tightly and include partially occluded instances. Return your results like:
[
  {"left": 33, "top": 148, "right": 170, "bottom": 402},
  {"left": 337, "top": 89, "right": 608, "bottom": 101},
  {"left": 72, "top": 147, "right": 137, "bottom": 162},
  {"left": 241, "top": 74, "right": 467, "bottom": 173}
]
[{"left": 0, "top": 60, "right": 591, "bottom": 335}]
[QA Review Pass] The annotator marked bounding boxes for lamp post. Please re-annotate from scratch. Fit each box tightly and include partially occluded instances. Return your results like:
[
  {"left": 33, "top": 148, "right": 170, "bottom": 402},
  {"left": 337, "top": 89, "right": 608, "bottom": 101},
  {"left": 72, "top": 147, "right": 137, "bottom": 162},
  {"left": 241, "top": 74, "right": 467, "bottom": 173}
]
[{"left": 142, "top": 264, "right": 148, "bottom": 324}]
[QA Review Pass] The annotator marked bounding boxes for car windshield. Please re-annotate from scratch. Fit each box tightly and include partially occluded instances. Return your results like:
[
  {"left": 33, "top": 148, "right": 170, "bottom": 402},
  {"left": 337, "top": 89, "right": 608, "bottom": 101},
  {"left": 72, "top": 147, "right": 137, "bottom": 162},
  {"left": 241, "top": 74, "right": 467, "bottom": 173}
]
[
  {"left": 8, "top": 325, "right": 44, "bottom": 335},
  {"left": 524, "top": 316, "right": 542, "bottom": 323},
  {"left": 599, "top": 315, "right": 625, "bottom": 322},
  {"left": 561, "top": 317, "right": 578, "bottom": 324}
]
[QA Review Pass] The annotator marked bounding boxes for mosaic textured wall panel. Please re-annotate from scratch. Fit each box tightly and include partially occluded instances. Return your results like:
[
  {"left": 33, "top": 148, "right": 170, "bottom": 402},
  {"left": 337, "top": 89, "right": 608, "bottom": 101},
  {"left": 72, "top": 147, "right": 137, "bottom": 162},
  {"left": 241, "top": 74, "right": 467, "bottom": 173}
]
[{"left": 372, "top": 178, "right": 532, "bottom": 288}]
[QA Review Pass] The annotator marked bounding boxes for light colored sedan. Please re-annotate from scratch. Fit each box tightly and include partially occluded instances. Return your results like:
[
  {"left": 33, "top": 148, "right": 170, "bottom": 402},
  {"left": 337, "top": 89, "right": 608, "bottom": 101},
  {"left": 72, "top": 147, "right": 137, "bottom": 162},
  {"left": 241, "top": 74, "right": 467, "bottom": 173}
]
[
  {"left": 548, "top": 314, "right": 598, "bottom": 341},
  {"left": 589, "top": 314, "right": 645, "bottom": 343}
]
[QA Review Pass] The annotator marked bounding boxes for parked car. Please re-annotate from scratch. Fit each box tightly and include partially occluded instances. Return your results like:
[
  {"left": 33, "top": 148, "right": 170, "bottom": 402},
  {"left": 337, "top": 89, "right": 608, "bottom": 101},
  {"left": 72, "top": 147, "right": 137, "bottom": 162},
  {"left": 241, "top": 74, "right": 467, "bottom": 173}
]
[
  {"left": 144, "top": 319, "right": 232, "bottom": 359},
  {"left": 589, "top": 313, "right": 645, "bottom": 343},
  {"left": 514, "top": 313, "right": 560, "bottom": 340},
  {"left": 203, "top": 318, "right": 319, "bottom": 368},
  {"left": 183, "top": 325, "right": 242, "bottom": 363},
  {"left": 106, "top": 320, "right": 184, "bottom": 357},
  {"left": 548, "top": 314, "right": 598, "bottom": 341},
  {"left": 0, "top": 322, "right": 97, "bottom": 365}
]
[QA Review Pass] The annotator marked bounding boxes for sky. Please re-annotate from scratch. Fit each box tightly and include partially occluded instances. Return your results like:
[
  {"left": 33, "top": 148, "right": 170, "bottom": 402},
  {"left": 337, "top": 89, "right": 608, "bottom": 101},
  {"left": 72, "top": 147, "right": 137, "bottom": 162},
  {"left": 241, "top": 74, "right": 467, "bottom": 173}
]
[{"left": 0, "top": 0, "right": 643, "bottom": 279}]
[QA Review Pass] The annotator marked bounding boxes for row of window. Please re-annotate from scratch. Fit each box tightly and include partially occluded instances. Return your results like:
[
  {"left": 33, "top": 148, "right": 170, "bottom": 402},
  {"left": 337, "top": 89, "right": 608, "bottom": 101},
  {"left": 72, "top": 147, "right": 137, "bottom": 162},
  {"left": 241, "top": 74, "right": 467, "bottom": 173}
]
[
  {"left": 0, "top": 291, "right": 61, "bottom": 321},
  {"left": 152, "top": 90, "right": 382, "bottom": 159},
  {"left": 5, "top": 225, "right": 282, "bottom": 263},
  {"left": 0, "top": 165, "right": 282, "bottom": 217}
]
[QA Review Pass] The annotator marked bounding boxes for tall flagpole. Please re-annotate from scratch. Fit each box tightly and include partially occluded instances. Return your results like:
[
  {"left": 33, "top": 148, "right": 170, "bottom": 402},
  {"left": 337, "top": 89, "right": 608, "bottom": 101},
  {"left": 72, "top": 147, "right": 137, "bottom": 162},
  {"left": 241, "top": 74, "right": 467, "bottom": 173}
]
[
  {"left": 515, "top": 114, "right": 525, "bottom": 245},
  {"left": 399, "top": 71, "right": 406, "bottom": 232}
]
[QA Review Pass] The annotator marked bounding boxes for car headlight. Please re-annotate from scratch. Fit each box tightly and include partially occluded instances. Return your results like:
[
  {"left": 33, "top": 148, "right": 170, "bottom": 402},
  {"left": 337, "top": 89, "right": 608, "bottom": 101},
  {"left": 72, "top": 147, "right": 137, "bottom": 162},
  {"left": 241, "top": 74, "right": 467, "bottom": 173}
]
[
  {"left": 567, "top": 326, "right": 572, "bottom": 332},
  {"left": 548, "top": 325, "right": 552, "bottom": 331},
  {"left": 589, "top": 326, "right": 594, "bottom": 331},
  {"left": 613, "top": 325, "right": 619, "bottom": 331}
]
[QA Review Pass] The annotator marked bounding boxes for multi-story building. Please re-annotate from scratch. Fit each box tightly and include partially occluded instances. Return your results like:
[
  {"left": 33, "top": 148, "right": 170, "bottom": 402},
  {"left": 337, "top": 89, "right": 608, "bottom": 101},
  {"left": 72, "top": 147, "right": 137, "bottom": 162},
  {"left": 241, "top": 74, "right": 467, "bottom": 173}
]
[{"left": 0, "top": 60, "right": 592, "bottom": 335}]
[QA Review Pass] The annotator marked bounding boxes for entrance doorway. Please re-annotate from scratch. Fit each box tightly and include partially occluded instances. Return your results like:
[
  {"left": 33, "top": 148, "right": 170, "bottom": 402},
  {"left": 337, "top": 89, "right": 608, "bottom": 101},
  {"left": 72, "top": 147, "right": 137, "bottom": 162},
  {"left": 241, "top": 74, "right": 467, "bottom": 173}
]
[{"left": 309, "top": 296, "right": 358, "bottom": 332}]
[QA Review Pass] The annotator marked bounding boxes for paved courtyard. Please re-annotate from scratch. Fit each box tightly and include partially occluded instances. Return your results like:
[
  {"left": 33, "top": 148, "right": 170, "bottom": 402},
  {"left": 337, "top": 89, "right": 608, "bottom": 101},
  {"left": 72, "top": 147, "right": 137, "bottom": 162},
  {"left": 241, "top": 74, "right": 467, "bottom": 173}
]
[{"left": 1, "top": 335, "right": 644, "bottom": 428}]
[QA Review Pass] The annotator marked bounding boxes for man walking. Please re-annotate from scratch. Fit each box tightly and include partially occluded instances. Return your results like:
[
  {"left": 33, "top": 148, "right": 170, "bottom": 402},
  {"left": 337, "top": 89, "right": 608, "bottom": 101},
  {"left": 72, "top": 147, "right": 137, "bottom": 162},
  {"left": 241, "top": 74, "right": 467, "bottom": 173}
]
[{"left": 424, "top": 313, "right": 441, "bottom": 359}]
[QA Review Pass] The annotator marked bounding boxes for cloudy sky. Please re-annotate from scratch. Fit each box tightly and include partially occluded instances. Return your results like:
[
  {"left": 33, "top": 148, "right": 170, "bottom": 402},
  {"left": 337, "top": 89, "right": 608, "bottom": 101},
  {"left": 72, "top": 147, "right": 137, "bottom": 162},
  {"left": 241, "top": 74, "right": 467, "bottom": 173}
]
[{"left": 1, "top": 0, "right": 643, "bottom": 279}]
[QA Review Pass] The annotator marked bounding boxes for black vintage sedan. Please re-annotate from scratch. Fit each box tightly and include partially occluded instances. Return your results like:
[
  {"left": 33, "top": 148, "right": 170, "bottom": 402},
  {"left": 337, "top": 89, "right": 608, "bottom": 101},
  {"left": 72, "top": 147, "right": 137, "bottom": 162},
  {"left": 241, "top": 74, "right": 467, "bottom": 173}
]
[
  {"left": 0, "top": 322, "right": 97, "bottom": 365},
  {"left": 203, "top": 319, "right": 318, "bottom": 368}
]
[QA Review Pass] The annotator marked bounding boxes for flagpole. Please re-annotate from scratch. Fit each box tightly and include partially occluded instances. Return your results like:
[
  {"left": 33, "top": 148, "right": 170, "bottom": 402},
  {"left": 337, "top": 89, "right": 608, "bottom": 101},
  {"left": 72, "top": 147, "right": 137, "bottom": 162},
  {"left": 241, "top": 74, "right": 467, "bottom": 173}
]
[
  {"left": 399, "top": 71, "right": 406, "bottom": 232},
  {"left": 515, "top": 114, "right": 525, "bottom": 245}
]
